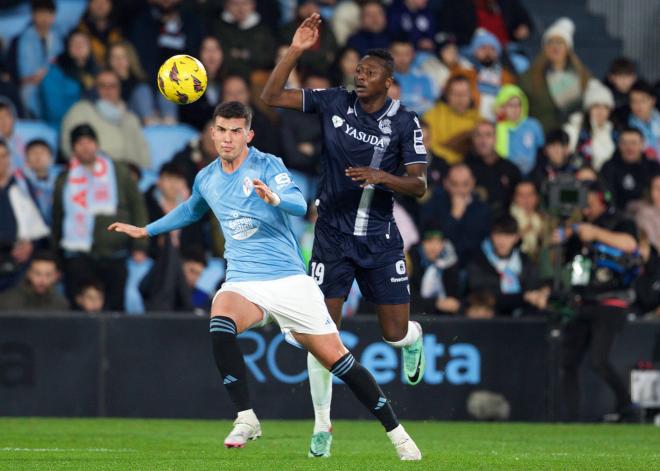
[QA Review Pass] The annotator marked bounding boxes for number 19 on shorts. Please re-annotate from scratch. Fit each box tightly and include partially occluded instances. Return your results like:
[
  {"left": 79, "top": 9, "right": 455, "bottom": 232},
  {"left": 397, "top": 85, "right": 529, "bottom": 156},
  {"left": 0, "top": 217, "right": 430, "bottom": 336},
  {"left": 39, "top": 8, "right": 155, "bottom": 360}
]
[{"left": 310, "top": 262, "right": 325, "bottom": 285}]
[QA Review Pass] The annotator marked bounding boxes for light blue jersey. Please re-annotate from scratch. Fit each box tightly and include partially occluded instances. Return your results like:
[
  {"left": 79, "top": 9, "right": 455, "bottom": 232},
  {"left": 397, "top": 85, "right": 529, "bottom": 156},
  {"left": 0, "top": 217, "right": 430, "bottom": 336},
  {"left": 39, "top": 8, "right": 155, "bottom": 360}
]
[{"left": 146, "top": 147, "right": 307, "bottom": 282}]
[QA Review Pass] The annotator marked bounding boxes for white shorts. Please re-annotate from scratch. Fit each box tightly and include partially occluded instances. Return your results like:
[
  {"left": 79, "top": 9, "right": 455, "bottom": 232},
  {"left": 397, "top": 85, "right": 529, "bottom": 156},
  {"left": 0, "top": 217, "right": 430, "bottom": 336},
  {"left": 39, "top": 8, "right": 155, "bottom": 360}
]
[{"left": 214, "top": 274, "right": 338, "bottom": 342}]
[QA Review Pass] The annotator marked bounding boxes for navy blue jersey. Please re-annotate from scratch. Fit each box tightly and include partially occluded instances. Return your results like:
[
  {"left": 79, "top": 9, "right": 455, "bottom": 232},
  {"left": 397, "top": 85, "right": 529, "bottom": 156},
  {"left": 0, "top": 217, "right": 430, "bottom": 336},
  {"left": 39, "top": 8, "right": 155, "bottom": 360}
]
[{"left": 302, "top": 87, "right": 427, "bottom": 236}]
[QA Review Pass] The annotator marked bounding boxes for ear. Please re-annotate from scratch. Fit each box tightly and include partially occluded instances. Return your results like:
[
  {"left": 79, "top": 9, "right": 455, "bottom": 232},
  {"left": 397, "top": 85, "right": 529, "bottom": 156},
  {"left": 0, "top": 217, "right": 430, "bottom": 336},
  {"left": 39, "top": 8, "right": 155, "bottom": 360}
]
[
  {"left": 246, "top": 129, "right": 255, "bottom": 144},
  {"left": 384, "top": 75, "right": 393, "bottom": 90}
]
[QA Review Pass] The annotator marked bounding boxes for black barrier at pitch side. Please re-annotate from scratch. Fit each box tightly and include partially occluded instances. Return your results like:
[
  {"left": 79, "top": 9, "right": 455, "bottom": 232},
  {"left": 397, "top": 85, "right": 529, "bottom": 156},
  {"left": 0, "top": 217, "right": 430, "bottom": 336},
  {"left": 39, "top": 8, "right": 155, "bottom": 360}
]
[{"left": 1, "top": 313, "right": 658, "bottom": 421}]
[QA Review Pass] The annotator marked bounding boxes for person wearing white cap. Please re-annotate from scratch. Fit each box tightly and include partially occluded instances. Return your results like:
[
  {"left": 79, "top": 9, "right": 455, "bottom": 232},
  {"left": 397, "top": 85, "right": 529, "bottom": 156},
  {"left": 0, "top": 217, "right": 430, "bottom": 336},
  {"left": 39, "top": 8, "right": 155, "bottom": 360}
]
[
  {"left": 519, "top": 17, "right": 591, "bottom": 132},
  {"left": 563, "top": 79, "right": 617, "bottom": 171}
]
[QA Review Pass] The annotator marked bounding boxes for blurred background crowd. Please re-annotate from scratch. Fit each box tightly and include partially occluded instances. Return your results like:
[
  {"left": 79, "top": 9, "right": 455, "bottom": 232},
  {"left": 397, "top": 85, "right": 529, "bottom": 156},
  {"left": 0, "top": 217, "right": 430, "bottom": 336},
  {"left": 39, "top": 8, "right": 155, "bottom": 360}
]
[{"left": 0, "top": 0, "right": 659, "bottom": 321}]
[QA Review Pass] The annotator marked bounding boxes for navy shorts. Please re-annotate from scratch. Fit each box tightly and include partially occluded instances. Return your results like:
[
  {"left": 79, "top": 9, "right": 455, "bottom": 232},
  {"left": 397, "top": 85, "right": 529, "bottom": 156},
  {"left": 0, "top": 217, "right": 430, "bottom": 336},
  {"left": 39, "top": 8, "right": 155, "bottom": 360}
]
[{"left": 309, "top": 220, "right": 410, "bottom": 305}]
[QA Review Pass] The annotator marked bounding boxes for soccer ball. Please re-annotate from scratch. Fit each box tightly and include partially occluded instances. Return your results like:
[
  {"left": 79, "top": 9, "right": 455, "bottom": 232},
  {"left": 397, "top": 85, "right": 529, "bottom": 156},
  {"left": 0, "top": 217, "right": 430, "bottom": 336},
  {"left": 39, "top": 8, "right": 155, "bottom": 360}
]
[{"left": 157, "top": 55, "right": 207, "bottom": 105}]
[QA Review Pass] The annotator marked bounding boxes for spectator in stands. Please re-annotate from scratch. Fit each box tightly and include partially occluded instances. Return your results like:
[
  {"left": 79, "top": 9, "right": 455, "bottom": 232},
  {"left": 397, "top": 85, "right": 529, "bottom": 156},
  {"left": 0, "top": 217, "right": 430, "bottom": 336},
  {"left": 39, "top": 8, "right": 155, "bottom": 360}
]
[
  {"left": 387, "top": 0, "right": 436, "bottom": 51},
  {"left": 520, "top": 18, "right": 591, "bottom": 132},
  {"left": 15, "top": 139, "right": 60, "bottom": 226},
  {"left": 17, "top": 0, "right": 64, "bottom": 118},
  {"left": 510, "top": 180, "right": 547, "bottom": 260},
  {"left": 423, "top": 74, "right": 481, "bottom": 165},
  {"left": 346, "top": 0, "right": 390, "bottom": 56},
  {"left": 144, "top": 162, "right": 205, "bottom": 260},
  {"left": 329, "top": 47, "right": 360, "bottom": 91},
  {"left": 421, "top": 163, "right": 491, "bottom": 265},
  {"left": 416, "top": 33, "right": 471, "bottom": 99},
  {"left": 107, "top": 40, "right": 176, "bottom": 125},
  {"left": 407, "top": 222, "right": 461, "bottom": 315},
  {"left": 0, "top": 98, "right": 22, "bottom": 169},
  {"left": 493, "top": 85, "right": 543, "bottom": 176},
  {"left": 464, "top": 29, "right": 516, "bottom": 121},
  {"left": 0, "top": 55, "right": 23, "bottom": 118},
  {"left": 60, "top": 70, "right": 150, "bottom": 169},
  {"left": 604, "top": 57, "right": 638, "bottom": 111},
  {"left": 130, "top": 0, "right": 203, "bottom": 80},
  {"left": 635, "top": 175, "right": 660, "bottom": 254},
  {"left": 465, "top": 290, "right": 496, "bottom": 319},
  {"left": 436, "top": 0, "right": 533, "bottom": 47},
  {"left": 0, "top": 251, "right": 68, "bottom": 311},
  {"left": 530, "top": 129, "right": 580, "bottom": 195},
  {"left": 221, "top": 75, "right": 282, "bottom": 157},
  {"left": 39, "top": 30, "right": 99, "bottom": 128},
  {"left": 0, "top": 139, "right": 50, "bottom": 291},
  {"left": 563, "top": 79, "right": 617, "bottom": 172},
  {"left": 182, "top": 247, "right": 211, "bottom": 312},
  {"left": 467, "top": 214, "right": 548, "bottom": 316},
  {"left": 280, "top": 73, "right": 325, "bottom": 202},
  {"left": 627, "top": 80, "right": 660, "bottom": 160},
  {"left": 180, "top": 36, "right": 225, "bottom": 130},
  {"left": 600, "top": 127, "right": 660, "bottom": 212},
  {"left": 76, "top": 0, "right": 123, "bottom": 68},
  {"left": 171, "top": 120, "right": 218, "bottom": 190},
  {"left": 390, "top": 37, "right": 436, "bottom": 115},
  {"left": 74, "top": 279, "right": 105, "bottom": 314},
  {"left": 279, "top": 1, "right": 337, "bottom": 75},
  {"left": 212, "top": 0, "right": 275, "bottom": 78},
  {"left": 466, "top": 120, "right": 521, "bottom": 218},
  {"left": 52, "top": 124, "right": 149, "bottom": 310}
]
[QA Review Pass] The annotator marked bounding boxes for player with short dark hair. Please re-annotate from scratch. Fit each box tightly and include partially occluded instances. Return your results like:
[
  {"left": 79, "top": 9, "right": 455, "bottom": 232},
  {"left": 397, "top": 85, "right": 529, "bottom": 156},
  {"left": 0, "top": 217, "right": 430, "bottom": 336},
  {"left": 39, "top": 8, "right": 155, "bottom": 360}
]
[
  {"left": 108, "top": 100, "right": 421, "bottom": 461},
  {"left": 262, "top": 13, "right": 427, "bottom": 458}
]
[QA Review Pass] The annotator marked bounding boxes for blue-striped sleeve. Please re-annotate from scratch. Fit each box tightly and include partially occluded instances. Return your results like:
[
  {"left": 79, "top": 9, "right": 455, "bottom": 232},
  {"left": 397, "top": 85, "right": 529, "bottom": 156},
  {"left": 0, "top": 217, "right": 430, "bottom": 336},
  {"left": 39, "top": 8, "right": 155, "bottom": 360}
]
[{"left": 146, "top": 177, "right": 209, "bottom": 236}]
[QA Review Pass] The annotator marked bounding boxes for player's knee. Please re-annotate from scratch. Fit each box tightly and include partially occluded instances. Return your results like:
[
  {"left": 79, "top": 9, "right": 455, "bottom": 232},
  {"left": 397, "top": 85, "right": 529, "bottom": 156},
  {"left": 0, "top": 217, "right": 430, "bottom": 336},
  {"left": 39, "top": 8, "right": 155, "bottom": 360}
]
[{"left": 381, "top": 325, "right": 407, "bottom": 343}]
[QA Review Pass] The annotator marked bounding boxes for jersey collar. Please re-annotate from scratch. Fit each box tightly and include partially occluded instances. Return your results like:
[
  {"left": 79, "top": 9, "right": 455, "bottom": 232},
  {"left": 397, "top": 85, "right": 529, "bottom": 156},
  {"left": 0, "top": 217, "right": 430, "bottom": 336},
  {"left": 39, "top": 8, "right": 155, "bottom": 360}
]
[{"left": 353, "top": 96, "right": 400, "bottom": 121}]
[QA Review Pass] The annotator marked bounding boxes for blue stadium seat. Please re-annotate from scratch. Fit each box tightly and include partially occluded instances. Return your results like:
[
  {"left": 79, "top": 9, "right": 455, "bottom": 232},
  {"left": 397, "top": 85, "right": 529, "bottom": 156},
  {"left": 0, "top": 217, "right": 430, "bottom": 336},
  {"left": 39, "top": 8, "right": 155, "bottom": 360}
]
[
  {"left": 143, "top": 123, "right": 198, "bottom": 173},
  {"left": 14, "top": 119, "right": 59, "bottom": 155}
]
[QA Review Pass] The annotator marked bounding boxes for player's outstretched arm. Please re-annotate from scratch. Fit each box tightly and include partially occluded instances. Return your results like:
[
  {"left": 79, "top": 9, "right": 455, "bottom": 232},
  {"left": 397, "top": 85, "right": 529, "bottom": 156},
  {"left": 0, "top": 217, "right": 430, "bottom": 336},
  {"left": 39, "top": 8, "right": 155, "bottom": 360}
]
[
  {"left": 108, "top": 222, "right": 148, "bottom": 239},
  {"left": 260, "top": 13, "right": 321, "bottom": 110}
]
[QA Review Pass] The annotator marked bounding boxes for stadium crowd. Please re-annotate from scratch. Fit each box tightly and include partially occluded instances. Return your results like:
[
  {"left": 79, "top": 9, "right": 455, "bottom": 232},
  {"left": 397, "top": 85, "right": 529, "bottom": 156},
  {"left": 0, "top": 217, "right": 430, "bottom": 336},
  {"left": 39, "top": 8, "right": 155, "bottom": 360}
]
[{"left": 1, "top": 0, "right": 660, "bottom": 321}]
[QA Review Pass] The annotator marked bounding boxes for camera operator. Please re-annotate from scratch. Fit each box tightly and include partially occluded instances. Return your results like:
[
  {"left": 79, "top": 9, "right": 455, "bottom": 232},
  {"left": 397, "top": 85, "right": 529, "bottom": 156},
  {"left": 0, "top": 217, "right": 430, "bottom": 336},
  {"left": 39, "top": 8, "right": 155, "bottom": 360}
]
[{"left": 555, "top": 181, "right": 640, "bottom": 422}]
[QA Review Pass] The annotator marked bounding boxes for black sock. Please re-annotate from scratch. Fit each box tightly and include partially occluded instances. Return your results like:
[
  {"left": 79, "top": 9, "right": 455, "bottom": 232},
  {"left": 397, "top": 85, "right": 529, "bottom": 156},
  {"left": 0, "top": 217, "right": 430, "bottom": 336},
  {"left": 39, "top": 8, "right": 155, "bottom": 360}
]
[
  {"left": 330, "top": 353, "right": 399, "bottom": 432},
  {"left": 209, "top": 316, "right": 251, "bottom": 412}
]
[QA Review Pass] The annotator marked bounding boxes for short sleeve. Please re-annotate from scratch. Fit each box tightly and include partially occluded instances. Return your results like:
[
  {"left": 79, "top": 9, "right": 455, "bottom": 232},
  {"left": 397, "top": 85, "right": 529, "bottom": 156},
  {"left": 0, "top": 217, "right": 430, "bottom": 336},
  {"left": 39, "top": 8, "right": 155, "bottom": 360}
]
[
  {"left": 401, "top": 113, "right": 428, "bottom": 166},
  {"left": 302, "top": 87, "right": 345, "bottom": 114}
]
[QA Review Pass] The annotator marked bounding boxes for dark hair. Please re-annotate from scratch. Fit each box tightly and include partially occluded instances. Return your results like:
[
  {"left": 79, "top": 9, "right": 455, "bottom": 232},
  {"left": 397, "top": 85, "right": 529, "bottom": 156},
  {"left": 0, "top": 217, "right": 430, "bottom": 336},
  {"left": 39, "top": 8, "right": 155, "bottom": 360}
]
[
  {"left": 0, "top": 101, "right": 14, "bottom": 113},
  {"left": 619, "top": 126, "right": 644, "bottom": 139},
  {"left": 0, "top": 138, "right": 8, "bottom": 152},
  {"left": 389, "top": 34, "right": 413, "bottom": 47},
  {"left": 213, "top": 101, "right": 253, "bottom": 129},
  {"left": 545, "top": 128, "right": 570, "bottom": 146},
  {"left": 182, "top": 247, "right": 207, "bottom": 267},
  {"left": 515, "top": 178, "right": 540, "bottom": 194},
  {"left": 630, "top": 79, "right": 654, "bottom": 97},
  {"left": 75, "top": 279, "right": 105, "bottom": 297},
  {"left": 586, "top": 180, "right": 610, "bottom": 206},
  {"left": 364, "top": 48, "right": 394, "bottom": 77},
  {"left": 31, "top": 250, "right": 58, "bottom": 266},
  {"left": 491, "top": 214, "right": 519, "bottom": 235},
  {"left": 31, "top": 0, "right": 55, "bottom": 12},
  {"left": 467, "top": 290, "right": 496, "bottom": 308},
  {"left": 159, "top": 162, "right": 186, "bottom": 179},
  {"left": 608, "top": 57, "right": 637, "bottom": 76},
  {"left": 25, "top": 139, "right": 52, "bottom": 155}
]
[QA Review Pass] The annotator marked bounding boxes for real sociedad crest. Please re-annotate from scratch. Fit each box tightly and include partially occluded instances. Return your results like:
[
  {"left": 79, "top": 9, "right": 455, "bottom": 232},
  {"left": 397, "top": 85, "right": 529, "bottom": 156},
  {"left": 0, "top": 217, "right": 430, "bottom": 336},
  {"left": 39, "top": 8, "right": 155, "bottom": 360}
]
[{"left": 379, "top": 118, "right": 392, "bottom": 135}]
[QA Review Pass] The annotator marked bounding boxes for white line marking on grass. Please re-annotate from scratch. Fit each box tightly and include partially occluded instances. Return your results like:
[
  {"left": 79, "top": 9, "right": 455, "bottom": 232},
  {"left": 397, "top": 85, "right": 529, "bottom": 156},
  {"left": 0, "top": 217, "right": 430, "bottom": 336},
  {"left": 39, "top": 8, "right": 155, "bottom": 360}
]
[{"left": 0, "top": 448, "right": 136, "bottom": 453}]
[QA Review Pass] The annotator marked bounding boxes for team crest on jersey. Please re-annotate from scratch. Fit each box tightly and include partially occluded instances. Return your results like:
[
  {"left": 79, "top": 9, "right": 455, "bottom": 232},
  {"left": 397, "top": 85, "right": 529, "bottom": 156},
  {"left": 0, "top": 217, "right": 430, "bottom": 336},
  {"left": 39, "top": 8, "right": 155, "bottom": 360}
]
[
  {"left": 242, "top": 176, "right": 254, "bottom": 196},
  {"left": 378, "top": 118, "right": 392, "bottom": 135},
  {"left": 332, "top": 115, "right": 344, "bottom": 128}
]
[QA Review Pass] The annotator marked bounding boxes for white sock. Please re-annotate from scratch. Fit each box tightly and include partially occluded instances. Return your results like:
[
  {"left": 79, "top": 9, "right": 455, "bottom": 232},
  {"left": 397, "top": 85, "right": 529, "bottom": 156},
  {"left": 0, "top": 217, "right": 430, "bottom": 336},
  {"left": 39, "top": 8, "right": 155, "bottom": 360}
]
[
  {"left": 384, "top": 321, "right": 421, "bottom": 348},
  {"left": 307, "top": 352, "right": 332, "bottom": 433},
  {"left": 386, "top": 424, "right": 408, "bottom": 444},
  {"left": 237, "top": 409, "right": 257, "bottom": 422}
]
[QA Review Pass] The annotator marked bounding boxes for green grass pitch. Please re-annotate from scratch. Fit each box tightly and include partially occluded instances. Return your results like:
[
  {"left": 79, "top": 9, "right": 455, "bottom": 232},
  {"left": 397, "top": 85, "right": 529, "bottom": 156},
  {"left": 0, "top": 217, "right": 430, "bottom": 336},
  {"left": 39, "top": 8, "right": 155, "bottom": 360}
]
[{"left": 1, "top": 418, "right": 658, "bottom": 470}]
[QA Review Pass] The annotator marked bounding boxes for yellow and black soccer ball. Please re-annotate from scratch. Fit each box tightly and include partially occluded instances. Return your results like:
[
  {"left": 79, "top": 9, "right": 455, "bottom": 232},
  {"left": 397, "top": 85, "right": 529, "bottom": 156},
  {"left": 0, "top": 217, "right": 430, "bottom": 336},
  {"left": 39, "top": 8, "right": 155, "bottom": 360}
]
[{"left": 157, "top": 55, "right": 207, "bottom": 105}]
